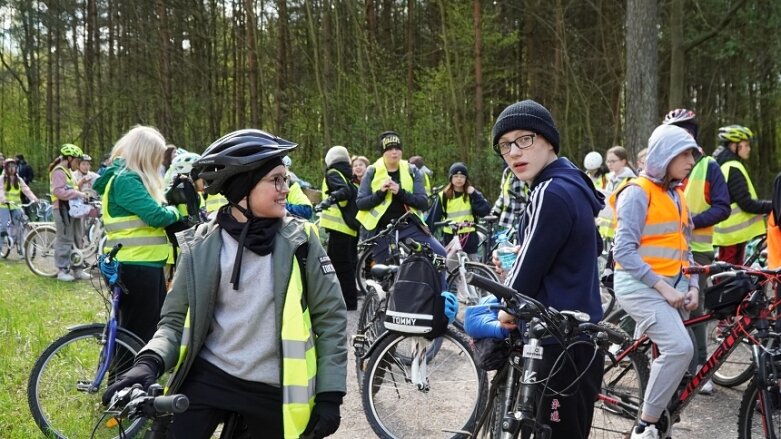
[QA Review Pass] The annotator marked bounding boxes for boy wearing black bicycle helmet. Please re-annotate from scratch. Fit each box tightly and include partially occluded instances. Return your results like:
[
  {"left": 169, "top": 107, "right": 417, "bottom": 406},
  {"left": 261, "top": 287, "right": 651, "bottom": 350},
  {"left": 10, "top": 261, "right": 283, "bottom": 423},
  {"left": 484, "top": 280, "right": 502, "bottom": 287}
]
[
  {"left": 486, "top": 99, "right": 606, "bottom": 438},
  {"left": 104, "top": 129, "right": 347, "bottom": 439}
]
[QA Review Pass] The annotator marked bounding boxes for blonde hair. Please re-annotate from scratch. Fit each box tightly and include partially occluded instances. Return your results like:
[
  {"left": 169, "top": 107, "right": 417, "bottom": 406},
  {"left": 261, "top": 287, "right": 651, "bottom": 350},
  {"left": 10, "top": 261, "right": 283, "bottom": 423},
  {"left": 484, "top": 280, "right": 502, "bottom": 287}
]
[
  {"left": 111, "top": 125, "right": 167, "bottom": 203},
  {"left": 351, "top": 155, "right": 370, "bottom": 167}
]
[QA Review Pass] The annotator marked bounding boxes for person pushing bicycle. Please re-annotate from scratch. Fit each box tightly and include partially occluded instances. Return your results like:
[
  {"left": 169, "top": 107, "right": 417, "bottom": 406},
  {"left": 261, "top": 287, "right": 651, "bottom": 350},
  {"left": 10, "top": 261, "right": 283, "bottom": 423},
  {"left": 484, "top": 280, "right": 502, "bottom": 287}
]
[
  {"left": 0, "top": 158, "right": 38, "bottom": 240},
  {"left": 467, "top": 99, "right": 606, "bottom": 438}
]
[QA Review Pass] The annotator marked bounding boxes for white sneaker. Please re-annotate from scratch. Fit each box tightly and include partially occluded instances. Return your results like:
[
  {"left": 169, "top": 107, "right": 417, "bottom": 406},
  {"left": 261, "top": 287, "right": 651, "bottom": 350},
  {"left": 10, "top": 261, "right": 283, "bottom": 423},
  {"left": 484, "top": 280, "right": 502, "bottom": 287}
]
[
  {"left": 73, "top": 269, "right": 92, "bottom": 280},
  {"left": 699, "top": 379, "right": 714, "bottom": 395},
  {"left": 630, "top": 424, "right": 659, "bottom": 439},
  {"left": 57, "top": 270, "right": 75, "bottom": 282}
]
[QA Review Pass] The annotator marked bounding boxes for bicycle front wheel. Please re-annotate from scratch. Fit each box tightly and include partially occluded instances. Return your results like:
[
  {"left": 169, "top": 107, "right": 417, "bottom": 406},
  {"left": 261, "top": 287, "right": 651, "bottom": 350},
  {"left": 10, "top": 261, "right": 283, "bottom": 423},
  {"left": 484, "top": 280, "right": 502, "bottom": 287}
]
[
  {"left": 590, "top": 323, "right": 650, "bottom": 439},
  {"left": 28, "top": 327, "right": 145, "bottom": 439},
  {"left": 355, "top": 283, "right": 387, "bottom": 388},
  {"left": 25, "top": 225, "right": 58, "bottom": 277},
  {"left": 708, "top": 317, "right": 756, "bottom": 387},
  {"left": 737, "top": 377, "right": 781, "bottom": 438},
  {"left": 362, "top": 328, "right": 487, "bottom": 438},
  {"left": 0, "top": 234, "right": 10, "bottom": 258}
]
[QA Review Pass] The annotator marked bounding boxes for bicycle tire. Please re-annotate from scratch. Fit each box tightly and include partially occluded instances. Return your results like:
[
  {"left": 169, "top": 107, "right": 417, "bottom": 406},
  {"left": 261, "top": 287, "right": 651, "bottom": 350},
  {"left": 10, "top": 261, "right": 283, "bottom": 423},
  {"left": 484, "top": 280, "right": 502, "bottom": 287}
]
[
  {"left": 362, "top": 328, "right": 487, "bottom": 438},
  {"left": 25, "top": 225, "right": 58, "bottom": 277},
  {"left": 356, "top": 246, "right": 374, "bottom": 297},
  {"left": 28, "top": 327, "right": 146, "bottom": 439},
  {"left": 601, "top": 284, "right": 616, "bottom": 317},
  {"left": 708, "top": 318, "right": 756, "bottom": 387},
  {"left": 446, "top": 262, "right": 500, "bottom": 307},
  {"left": 590, "top": 322, "right": 651, "bottom": 439},
  {"left": 0, "top": 234, "right": 10, "bottom": 258},
  {"left": 737, "top": 377, "right": 781, "bottom": 438},
  {"left": 355, "top": 284, "right": 387, "bottom": 388}
]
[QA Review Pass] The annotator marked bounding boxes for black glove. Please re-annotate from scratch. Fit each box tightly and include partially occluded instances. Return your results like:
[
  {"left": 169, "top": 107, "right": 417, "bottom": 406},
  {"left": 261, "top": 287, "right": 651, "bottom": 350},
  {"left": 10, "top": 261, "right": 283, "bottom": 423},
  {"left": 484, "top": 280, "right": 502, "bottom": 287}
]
[
  {"left": 303, "top": 392, "right": 343, "bottom": 438},
  {"left": 101, "top": 355, "right": 161, "bottom": 406},
  {"left": 315, "top": 197, "right": 335, "bottom": 213}
]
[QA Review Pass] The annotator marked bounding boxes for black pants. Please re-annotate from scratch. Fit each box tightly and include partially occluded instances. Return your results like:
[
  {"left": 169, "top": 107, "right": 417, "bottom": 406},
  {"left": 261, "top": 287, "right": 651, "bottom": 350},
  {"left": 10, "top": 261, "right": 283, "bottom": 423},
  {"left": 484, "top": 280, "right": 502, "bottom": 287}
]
[
  {"left": 327, "top": 230, "right": 358, "bottom": 310},
  {"left": 169, "top": 357, "right": 283, "bottom": 439},
  {"left": 524, "top": 342, "right": 604, "bottom": 439},
  {"left": 118, "top": 264, "right": 166, "bottom": 343}
]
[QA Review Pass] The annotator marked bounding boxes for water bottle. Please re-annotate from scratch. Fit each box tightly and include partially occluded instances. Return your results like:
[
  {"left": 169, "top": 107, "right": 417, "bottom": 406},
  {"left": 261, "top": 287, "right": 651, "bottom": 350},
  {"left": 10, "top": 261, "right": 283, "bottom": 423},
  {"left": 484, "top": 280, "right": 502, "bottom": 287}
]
[{"left": 496, "top": 233, "right": 516, "bottom": 271}]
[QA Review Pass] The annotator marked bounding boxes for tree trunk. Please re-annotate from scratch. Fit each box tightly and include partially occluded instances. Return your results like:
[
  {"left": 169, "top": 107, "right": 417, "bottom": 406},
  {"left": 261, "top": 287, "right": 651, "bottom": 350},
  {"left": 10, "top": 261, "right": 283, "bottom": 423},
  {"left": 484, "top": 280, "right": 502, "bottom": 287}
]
[
  {"left": 245, "top": 0, "right": 260, "bottom": 127},
  {"left": 275, "top": 0, "right": 289, "bottom": 133},
  {"left": 625, "top": 0, "right": 658, "bottom": 158},
  {"left": 405, "top": 0, "right": 415, "bottom": 128},
  {"left": 668, "top": 0, "right": 684, "bottom": 109},
  {"left": 472, "top": 0, "right": 484, "bottom": 150}
]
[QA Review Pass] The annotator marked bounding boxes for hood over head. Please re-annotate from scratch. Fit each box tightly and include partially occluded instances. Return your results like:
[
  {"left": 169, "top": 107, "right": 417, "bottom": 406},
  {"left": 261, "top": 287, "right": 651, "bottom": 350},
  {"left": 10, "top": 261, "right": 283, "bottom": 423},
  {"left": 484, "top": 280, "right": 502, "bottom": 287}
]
[{"left": 642, "top": 124, "right": 699, "bottom": 182}]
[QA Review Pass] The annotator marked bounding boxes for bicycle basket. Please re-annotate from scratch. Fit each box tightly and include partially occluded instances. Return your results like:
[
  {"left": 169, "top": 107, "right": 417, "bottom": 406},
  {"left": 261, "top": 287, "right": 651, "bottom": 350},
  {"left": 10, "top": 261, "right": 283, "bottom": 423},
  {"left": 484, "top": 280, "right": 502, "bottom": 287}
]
[{"left": 703, "top": 272, "right": 755, "bottom": 315}]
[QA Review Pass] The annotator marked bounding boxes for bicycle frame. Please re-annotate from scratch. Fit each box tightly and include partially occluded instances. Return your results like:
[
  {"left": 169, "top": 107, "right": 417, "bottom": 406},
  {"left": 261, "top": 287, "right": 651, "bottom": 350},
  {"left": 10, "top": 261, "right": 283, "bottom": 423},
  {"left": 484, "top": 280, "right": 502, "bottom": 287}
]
[{"left": 609, "top": 288, "right": 778, "bottom": 434}]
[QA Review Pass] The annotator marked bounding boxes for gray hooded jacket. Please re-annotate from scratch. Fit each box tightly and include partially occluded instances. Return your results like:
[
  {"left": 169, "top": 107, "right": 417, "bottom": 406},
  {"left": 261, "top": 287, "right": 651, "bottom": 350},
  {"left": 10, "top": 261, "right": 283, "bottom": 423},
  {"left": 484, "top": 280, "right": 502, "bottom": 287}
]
[{"left": 613, "top": 124, "right": 699, "bottom": 292}]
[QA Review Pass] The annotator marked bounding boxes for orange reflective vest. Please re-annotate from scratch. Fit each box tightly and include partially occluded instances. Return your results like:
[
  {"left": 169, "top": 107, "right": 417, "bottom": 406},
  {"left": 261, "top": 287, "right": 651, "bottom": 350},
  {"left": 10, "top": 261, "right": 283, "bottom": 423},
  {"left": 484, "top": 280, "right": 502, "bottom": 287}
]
[
  {"left": 768, "top": 214, "right": 781, "bottom": 270},
  {"left": 610, "top": 176, "right": 690, "bottom": 277}
]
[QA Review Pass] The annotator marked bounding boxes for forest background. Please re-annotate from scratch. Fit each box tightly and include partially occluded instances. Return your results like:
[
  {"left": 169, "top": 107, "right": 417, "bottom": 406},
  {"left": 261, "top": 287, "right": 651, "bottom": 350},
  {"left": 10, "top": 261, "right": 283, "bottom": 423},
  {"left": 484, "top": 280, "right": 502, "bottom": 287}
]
[{"left": 0, "top": 0, "right": 779, "bottom": 199}]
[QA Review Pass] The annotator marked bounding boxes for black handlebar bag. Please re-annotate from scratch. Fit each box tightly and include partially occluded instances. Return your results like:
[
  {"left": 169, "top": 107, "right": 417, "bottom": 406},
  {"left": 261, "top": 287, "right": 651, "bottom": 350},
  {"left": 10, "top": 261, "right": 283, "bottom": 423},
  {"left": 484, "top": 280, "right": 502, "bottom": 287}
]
[{"left": 384, "top": 252, "right": 447, "bottom": 339}]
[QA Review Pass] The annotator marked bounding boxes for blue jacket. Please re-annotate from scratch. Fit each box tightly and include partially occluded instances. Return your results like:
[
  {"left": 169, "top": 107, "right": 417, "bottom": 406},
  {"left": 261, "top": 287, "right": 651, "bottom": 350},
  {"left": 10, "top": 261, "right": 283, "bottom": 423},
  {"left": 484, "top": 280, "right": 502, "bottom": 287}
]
[
  {"left": 505, "top": 158, "right": 605, "bottom": 323},
  {"left": 689, "top": 156, "right": 730, "bottom": 230}
]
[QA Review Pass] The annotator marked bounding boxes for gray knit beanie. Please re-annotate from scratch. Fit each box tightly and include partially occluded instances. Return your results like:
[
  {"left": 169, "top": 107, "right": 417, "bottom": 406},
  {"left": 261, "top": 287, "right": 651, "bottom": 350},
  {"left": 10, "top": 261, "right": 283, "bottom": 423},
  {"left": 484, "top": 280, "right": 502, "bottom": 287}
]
[
  {"left": 491, "top": 100, "right": 560, "bottom": 153},
  {"left": 325, "top": 145, "right": 351, "bottom": 167}
]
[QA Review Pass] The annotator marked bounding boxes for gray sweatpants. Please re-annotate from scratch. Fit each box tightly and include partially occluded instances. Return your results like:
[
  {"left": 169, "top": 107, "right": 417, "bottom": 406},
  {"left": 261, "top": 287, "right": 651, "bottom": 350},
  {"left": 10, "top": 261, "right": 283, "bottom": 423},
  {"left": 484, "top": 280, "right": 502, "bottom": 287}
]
[
  {"left": 53, "top": 209, "right": 84, "bottom": 270},
  {"left": 689, "top": 251, "right": 714, "bottom": 368},
  {"left": 616, "top": 287, "right": 694, "bottom": 419}
]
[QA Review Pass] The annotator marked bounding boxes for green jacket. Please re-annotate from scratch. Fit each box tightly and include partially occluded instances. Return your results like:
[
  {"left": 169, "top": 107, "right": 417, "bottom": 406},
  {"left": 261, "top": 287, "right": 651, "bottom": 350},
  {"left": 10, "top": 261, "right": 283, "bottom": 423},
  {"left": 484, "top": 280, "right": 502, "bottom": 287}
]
[
  {"left": 140, "top": 216, "right": 348, "bottom": 396},
  {"left": 93, "top": 160, "right": 180, "bottom": 229}
]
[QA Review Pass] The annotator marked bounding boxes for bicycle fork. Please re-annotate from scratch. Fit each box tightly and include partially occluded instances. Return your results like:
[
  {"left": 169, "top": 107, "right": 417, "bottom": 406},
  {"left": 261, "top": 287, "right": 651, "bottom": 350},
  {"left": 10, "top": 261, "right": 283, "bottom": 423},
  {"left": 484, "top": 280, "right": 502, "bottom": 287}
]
[{"left": 500, "top": 336, "right": 552, "bottom": 439}]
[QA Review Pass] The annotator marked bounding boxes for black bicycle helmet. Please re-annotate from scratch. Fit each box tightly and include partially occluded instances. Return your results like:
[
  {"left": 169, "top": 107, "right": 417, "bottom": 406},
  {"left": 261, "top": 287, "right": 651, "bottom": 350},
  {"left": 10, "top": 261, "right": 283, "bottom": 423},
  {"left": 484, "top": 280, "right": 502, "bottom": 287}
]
[{"left": 193, "top": 129, "right": 297, "bottom": 195}]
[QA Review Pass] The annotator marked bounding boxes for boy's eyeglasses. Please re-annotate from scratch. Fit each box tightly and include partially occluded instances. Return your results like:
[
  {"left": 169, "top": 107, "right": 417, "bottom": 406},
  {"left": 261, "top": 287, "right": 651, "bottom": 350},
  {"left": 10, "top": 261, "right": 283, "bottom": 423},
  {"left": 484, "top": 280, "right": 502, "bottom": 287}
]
[{"left": 493, "top": 134, "right": 536, "bottom": 156}]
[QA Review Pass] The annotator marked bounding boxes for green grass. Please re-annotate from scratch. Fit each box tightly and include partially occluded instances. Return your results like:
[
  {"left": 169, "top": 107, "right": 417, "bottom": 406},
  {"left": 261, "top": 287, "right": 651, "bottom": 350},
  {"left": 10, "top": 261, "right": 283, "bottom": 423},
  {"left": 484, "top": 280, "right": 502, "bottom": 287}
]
[{"left": 0, "top": 257, "right": 109, "bottom": 438}]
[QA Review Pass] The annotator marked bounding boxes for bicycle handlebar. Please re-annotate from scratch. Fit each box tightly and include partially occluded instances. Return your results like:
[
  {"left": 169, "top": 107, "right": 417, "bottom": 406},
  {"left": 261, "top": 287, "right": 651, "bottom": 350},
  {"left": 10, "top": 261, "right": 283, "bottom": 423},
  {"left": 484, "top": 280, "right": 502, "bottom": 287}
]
[
  {"left": 464, "top": 272, "right": 548, "bottom": 315},
  {"left": 107, "top": 383, "right": 189, "bottom": 421},
  {"left": 683, "top": 261, "right": 781, "bottom": 277},
  {"left": 107, "top": 243, "right": 122, "bottom": 263}
]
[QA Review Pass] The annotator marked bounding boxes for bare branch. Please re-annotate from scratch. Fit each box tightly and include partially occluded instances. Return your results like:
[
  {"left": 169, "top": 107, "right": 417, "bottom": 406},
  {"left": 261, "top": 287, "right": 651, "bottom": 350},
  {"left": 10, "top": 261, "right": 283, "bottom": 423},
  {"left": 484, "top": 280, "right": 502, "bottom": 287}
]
[
  {"left": 0, "top": 47, "right": 29, "bottom": 93},
  {"left": 684, "top": 0, "right": 749, "bottom": 52}
]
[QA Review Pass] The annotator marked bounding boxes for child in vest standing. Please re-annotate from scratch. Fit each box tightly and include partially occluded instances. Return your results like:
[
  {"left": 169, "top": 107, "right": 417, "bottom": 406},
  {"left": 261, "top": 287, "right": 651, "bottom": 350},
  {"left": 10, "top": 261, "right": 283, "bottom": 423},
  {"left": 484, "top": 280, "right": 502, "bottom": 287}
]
[
  {"left": 92, "top": 126, "right": 182, "bottom": 343},
  {"left": 0, "top": 158, "right": 38, "bottom": 241},
  {"left": 612, "top": 124, "right": 700, "bottom": 439},
  {"left": 427, "top": 162, "right": 491, "bottom": 259},
  {"left": 49, "top": 144, "right": 90, "bottom": 281}
]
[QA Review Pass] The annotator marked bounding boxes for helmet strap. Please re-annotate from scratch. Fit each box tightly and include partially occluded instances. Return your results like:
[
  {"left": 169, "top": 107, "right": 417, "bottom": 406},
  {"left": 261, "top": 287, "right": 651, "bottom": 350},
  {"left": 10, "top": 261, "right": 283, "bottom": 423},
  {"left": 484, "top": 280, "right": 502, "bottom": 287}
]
[{"left": 227, "top": 194, "right": 256, "bottom": 290}]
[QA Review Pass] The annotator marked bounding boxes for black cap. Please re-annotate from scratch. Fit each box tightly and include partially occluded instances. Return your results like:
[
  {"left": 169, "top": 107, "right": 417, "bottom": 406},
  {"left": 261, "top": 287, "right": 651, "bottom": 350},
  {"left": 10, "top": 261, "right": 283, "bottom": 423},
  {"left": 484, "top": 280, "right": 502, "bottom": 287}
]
[
  {"left": 491, "top": 100, "right": 560, "bottom": 153},
  {"left": 378, "top": 131, "right": 402, "bottom": 153},
  {"left": 448, "top": 162, "right": 468, "bottom": 179}
]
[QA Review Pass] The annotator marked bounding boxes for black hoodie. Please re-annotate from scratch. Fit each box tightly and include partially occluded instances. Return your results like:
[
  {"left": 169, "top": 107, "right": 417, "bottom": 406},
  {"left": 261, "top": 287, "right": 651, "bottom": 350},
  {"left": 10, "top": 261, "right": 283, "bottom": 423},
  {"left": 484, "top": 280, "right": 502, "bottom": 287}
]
[{"left": 504, "top": 157, "right": 605, "bottom": 323}]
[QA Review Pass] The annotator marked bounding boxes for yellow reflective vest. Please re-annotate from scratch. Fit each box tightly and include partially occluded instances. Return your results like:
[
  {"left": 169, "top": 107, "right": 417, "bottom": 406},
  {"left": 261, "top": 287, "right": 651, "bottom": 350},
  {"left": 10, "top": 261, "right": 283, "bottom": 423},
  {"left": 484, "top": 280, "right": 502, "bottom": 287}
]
[
  {"left": 683, "top": 157, "right": 715, "bottom": 252},
  {"left": 4, "top": 183, "right": 21, "bottom": 206},
  {"left": 713, "top": 161, "right": 766, "bottom": 246},
  {"left": 320, "top": 170, "right": 357, "bottom": 237},
  {"left": 439, "top": 192, "right": 475, "bottom": 234},
  {"left": 49, "top": 164, "right": 74, "bottom": 202},
  {"left": 356, "top": 158, "right": 422, "bottom": 231},
  {"left": 101, "top": 176, "right": 170, "bottom": 263},
  {"left": 205, "top": 193, "right": 228, "bottom": 214},
  {"left": 610, "top": 176, "right": 690, "bottom": 277}
]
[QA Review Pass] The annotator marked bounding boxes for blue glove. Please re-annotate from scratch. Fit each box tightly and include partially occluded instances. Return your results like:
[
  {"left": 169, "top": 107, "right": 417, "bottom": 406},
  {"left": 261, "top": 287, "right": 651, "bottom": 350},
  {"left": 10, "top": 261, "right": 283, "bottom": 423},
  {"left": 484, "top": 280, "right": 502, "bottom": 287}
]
[{"left": 441, "top": 291, "right": 458, "bottom": 324}]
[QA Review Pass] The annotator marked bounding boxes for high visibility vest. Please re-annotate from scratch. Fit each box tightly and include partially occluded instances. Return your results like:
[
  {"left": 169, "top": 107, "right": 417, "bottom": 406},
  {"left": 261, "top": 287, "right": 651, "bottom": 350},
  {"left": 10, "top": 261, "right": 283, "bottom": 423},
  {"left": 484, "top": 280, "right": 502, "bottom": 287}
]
[
  {"left": 682, "top": 157, "right": 715, "bottom": 253},
  {"left": 287, "top": 180, "right": 313, "bottom": 207},
  {"left": 767, "top": 214, "right": 781, "bottom": 270},
  {"left": 422, "top": 172, "right": 432, "bottom": 196},
  {"left": 4, "top": 181, "right": 21, "bottom": 206},
  {"left": 599, "top": 178, "right": 631, "bottom": 239},
  {"left": 205, "top": 193, "right": 228, "bottom": 214},
  {"left": 101, "top": 176, "right": 170, "bottom": 263},
  {"left": 713, "top": 161, "right": 766, "bottom": 246},
  {"left": 610, "top": 176, "right": 690, "bottom": 277},
  {"left": 49, "top": 165, "right": 74, "bottom": 202},
  {"left": 439, "top": 192, "right": 475, "bottom": 233},
  {"left": 168, "top": 227, "right": 317, "bottom": 439},
  {"left": 356, "top": 159, "right": 422, "bottom": 230},
  {"left": 320, "top": 170, "right": 357, "bottom": 237}
]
